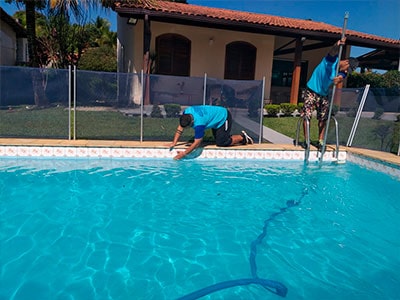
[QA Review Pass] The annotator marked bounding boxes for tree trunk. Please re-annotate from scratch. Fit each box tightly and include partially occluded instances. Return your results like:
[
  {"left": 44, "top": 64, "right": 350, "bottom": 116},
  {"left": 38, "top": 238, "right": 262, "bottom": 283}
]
[
  {"left": 25, "top": 1, "right": 48, "bottom": 106},
  {"left": 25, "top": 1, "right": 37, "bottom": 67}
]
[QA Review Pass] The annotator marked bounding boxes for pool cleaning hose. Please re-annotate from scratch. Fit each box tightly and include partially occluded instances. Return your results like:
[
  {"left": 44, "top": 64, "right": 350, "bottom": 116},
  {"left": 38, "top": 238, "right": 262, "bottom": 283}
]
[{"left": 177, "top": 189, "right": 308, "bottom": 300}]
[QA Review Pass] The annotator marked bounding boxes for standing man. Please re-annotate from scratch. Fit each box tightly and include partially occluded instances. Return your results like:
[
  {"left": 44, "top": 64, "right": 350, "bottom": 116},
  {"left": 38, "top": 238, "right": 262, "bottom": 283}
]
[
  {"left": 300, "top": 37, "right": 357, "bottom": 149},
  {"left": 168, "top": 105, "right": 253, "bottom": 160}
]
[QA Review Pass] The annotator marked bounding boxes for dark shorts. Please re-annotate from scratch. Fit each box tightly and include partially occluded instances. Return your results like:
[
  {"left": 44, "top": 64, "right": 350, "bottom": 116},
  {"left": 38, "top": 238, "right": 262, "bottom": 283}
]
[
  {"left": 300, "top": 88, "right": 329, "bottom": 121},
  {"left": 212, "top": 110, "right": 232, "bottom": 147}
]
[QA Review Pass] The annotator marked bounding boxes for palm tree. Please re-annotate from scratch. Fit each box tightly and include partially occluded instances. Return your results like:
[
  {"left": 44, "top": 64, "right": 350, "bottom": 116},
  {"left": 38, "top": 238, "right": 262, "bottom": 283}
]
[{"left": 5, "top": 0, "right": 114, "bottom": 105}]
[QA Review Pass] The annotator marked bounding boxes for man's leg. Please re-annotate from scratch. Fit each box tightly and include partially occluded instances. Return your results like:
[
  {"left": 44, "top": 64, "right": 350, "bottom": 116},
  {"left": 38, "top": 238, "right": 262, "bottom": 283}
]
[
  {"left": 318, "top": 119, "right": 326, "bottom": 142},
  {"left": 317, "top": 96, "right": 329, "bottom": 148},
  {"left": 231, "top": 134, "right": 245, "bottom": 145},
  {"left": 300, "top": 89, "right": 315, "bottom": 146}
]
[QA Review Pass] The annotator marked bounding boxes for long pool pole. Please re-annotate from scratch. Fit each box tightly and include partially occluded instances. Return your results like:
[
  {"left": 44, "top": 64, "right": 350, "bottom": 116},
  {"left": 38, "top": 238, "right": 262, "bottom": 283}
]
[{"left": 319, "top": 12, "right": 349, "bottom": 163}]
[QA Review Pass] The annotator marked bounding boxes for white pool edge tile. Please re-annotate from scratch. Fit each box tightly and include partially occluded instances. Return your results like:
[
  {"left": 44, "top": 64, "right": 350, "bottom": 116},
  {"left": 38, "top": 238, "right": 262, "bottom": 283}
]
[
  {"left": 0, "top": 145, "right": 341, "bottom": 161},
  {"left": 1, "top": 145, "right": 399, "bottom": 180}
]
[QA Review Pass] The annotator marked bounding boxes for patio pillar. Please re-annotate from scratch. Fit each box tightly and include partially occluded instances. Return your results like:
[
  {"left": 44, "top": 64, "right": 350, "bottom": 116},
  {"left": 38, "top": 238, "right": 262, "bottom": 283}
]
[
  {"left": 143, "top": 14, "right": 151, "bottom": 105},
  {"left": 290, "top": 37, "right": 304, "bottom": 105}
]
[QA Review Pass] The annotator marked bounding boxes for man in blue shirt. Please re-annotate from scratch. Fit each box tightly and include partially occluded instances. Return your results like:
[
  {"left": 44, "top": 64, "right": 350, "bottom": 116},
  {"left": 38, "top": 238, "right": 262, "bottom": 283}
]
[
  {"left": 169, "top": 105, "right": 253, "bottom": 160},
  {"left": 300, "top": 38, "right": 357, "bottom": 149}
]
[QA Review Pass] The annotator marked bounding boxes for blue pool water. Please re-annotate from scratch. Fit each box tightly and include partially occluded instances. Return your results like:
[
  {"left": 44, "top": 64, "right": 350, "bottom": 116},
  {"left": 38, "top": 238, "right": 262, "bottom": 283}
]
[{"left": 0, "top": 158, "right": 399, "bottom": 300}]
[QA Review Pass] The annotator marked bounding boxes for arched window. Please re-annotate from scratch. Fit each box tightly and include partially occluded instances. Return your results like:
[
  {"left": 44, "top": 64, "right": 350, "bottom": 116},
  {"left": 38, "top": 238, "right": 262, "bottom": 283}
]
[
  {"left": 224, "top": 42, "right": 257, "bottom": 80},
  {"left": 155, "top": 34, "right": 191, "bottom": 76}
]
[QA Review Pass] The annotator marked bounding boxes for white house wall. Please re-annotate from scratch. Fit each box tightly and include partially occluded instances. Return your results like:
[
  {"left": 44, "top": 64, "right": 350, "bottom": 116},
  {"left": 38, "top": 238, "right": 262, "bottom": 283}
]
[
  {"left": 117, "top": 16, "right": 144, "bottom": 104},
  {"left": 0, "top": 19, "right": 17, "bottom": 66}
]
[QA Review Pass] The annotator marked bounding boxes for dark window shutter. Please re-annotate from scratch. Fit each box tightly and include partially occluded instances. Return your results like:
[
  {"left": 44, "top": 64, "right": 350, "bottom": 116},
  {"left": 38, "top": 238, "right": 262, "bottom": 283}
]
[
  {"left": 156, "top": 34, "right": 191, "bottom": 76},
  {"left": 224, "top": 42, "right": 257, "bottom": 80}
]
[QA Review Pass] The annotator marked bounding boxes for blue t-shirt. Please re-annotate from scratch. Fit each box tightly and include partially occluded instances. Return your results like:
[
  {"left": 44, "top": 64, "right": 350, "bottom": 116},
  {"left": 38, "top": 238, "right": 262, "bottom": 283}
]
[
  {"left": 307, "top": 54, "right": 339, "bottom": 96},
  {"left": 183, "top": 105, "right": 228, "bottom": 139}
]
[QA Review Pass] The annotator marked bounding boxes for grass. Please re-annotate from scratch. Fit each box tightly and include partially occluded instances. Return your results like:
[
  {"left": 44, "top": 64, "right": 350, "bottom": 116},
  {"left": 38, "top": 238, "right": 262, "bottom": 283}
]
[
  {"left": 263, "top": 114, "right": 399, "bottom": 153},
  {"left": 0, "top": 106, "right": 246, "bottom": 142},
  {"left": 0, "top": 106, "right": 70, "bottom": 138},
  {"left": 1, "top": 106, "right": 398, "bottom": 153}
]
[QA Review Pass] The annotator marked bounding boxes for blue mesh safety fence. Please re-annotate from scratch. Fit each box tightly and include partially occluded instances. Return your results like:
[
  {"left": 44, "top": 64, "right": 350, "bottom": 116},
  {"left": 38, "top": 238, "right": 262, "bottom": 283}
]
[
  {"left": 0, "top": 66, "right": 70, "bottom": 138},
  {"left": 0, "top": 66, "right": 398, "bottom": 154}
]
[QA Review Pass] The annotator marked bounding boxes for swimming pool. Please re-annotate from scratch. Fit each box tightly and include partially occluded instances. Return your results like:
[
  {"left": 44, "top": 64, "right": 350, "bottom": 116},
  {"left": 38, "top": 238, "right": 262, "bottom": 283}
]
[{"left": 1, "top": 158, "right": 399, "bottom": 300}]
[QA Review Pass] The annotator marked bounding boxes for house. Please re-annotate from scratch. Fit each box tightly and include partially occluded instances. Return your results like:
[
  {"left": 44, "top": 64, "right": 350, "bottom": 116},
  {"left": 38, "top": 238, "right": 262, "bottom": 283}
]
[
  {"left": 112, "top": 0, "right": 399, "bottom": 105},
  {"left": 0, "top": 7, "right": 28, "bottom": 66}
]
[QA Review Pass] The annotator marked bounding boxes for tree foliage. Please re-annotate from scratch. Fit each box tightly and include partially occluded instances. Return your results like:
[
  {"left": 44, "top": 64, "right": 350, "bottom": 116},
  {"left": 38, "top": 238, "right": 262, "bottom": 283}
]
[
  {"left": 78, "top": 46, "right": 117, "bottom": 72},
  {"left": 348, "top": 70, "right": 400, "bottom": 88},
  {"left": 8, "top": 2, "right": 117, "bottom": 70}
]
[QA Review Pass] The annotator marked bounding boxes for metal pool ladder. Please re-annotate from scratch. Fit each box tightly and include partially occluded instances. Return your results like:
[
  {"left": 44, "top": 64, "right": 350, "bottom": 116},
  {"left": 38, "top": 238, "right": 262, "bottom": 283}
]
[{"left": 294, "top": 116, "right": 339, "bottom": 162}]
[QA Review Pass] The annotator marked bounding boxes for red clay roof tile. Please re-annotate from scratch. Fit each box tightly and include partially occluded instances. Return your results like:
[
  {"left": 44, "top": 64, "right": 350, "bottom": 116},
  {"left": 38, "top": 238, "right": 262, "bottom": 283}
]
[{"left": 115, "top": 0, "right": 399, "bottom": 46}]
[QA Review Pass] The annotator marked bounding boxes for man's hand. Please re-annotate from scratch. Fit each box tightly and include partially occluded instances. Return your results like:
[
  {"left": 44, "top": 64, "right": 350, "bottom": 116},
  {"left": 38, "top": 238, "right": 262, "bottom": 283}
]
[
  {"left": 329, "top": 37, "right": 346, "bottom": 56},
  {"left": 173, "top": 150, "right": 186, "bottom": 160},
  {"left": 165, "top": 142, "right": 176, "bottom": 150},
  {"left": 173, "top": 138, "right": 202, "bottom": 160},
  {"left": 338, "top": 37, "right": 346, "bottom": 46},
  {"left": 333, "top": 75, "right": 344, "bottom": 85}
]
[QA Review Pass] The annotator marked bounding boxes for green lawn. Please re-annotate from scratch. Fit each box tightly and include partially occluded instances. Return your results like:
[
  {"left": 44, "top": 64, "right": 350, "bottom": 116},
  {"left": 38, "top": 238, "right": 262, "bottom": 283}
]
[
  {"left": 263, "top": 114, "right": 399, "bottom": 153},
  {"left": 0, "top": 106, "right": 245, "bottom": 142},
  {"left": 1, "top": 106, "right": 398, "bottom": 153}
]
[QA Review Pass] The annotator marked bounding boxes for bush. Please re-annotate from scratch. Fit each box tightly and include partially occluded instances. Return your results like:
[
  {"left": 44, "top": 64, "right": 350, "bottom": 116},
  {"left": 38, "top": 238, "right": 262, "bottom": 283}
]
[
  {"left": 332, "top": 104, "right": 339, "bottom": 116},
  {"left": 150, "top": 103, "right": 163, "bottom": 118},
  {"left": 78, "top": 46, "right": 117, "bottom": 72},
  {"left": 264, "top": 104, "right": 280, "bottom": 117},
  {"left": 346, "top": 108, "right": 357, "bottom": 118},
  {"left": 390, "top": 122, "right": 400, "bottom": 154},
  {"left": 372, "top": 107, "right": 384, "bottom": 120},
  {"left": 297, "top": 103, "right": 304, "bottom": 112},
  {"left": 279, "top": 103, "right": 297, "bottom": 116},
  {"left": 164, "top": 103, "right": 181, "bottom": 118},
  {"left": 347, "top": 70, "right": 400, "bottom": 89}
]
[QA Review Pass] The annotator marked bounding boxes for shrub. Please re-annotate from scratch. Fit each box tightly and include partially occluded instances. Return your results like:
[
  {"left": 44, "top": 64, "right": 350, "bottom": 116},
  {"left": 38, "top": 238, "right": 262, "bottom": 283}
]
[
  {"left": 279, "top": 103, "right": 297, "bottom": 116},
  {"left": 150, "top": 103, "right": 163, "bottom": 118},
  {"left": 390, "top": 122, "right": 400, "bottom": 154},
  {"left": 347, "top": 70, "right": 400, "bottom": 89},
  {"left": 264, "top": 104, "right": 280, "bottom": 117},
  {"left": 372, "top": 107, "right": 384, "bottom": 120},
  {"left": 346, "top": 108, "right": 357, "bottom": 118},
  {"left": 332, "top": 104, "right": 339, "bottom": 116},
  {"left": 164, "top": 103, "right": 181, "bottom": 118},
  {"left": 297, "top": 103, "right": 304, "bottom": 112}
]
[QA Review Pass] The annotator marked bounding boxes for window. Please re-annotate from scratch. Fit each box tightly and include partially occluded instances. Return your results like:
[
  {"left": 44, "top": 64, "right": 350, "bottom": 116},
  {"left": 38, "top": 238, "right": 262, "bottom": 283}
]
[
  {"left": 271, "top": 59, "right": 308, "bottom": 87},
  {"left": 224, "top": 42, "right": 256, "bottom": 80},
  {"left": 155, "top": 34, "right": 191, "bottom": 76}
]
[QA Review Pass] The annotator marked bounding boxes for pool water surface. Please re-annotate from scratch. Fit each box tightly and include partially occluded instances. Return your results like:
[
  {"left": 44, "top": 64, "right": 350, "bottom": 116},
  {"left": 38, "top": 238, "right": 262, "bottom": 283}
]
[{"left": 1, "top": 158, "right": 399, "bottom": 300}]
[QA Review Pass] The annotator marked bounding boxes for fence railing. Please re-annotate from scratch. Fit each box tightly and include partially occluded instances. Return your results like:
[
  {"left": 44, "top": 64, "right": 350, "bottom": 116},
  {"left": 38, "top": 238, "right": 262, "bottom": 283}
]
[
  {"left": 328, "top": 86, "right": 400, "bottom": 155},
  {"left": 0, "top": 66, "right": 399, "bottom": 155},
  {"left": 0, "top": 66, "right": 265, "bottom": 143}
]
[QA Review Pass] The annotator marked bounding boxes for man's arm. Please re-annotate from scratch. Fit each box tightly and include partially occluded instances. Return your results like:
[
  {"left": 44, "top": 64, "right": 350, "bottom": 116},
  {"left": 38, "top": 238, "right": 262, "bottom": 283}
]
[
  {"left": 328, "top": 37, "right": 346, "bottom": 57},
  {"left": 167, "top": 125, "right": 184, "bottom": 149},
  {"left": 174, "top": 138, "right": 202, "bottom": 160}
]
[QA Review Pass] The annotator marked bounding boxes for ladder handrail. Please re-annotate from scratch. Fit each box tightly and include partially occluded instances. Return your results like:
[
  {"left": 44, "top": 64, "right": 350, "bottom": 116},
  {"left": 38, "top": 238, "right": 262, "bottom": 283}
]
[{"left": 295, "top": 116, "right": 339, "bottom": 162}]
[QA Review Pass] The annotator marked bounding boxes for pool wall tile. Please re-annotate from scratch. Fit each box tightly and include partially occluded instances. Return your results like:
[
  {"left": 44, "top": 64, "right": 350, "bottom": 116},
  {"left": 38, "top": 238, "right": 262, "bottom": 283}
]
[
  {"left": 347, "top": 153, "right": 400, "bottom": 180},
  {"left": 0, "top": 145, "right": 343, "bottom": 162}
]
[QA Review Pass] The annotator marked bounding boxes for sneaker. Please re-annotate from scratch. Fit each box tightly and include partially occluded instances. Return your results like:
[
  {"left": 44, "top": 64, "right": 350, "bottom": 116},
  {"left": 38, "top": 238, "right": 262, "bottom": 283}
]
[
  {"left": 241, "top": 130, "right": 254, "bottom": 145},
  {"left": 317, "top": 140, "right": 324, "bottom": 151},
  {"left": 299, "top": 141, "right": 308, "bottom": 149}
]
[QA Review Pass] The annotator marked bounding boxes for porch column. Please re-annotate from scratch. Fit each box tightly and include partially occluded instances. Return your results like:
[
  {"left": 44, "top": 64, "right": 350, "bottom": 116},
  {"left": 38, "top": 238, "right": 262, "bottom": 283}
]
[
  {"left": 290, "top": 37, "right": 304, "bottom": 105},
  {"left": 143, "top": 14, "right": 151, "bottom": 105}
]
